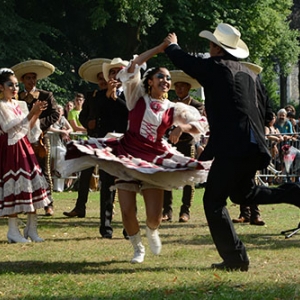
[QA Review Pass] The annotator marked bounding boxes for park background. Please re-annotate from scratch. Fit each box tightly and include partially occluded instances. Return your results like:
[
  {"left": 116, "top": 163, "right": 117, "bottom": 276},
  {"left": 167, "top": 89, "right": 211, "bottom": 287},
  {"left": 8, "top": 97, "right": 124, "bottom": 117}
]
[
  {"left": 0, "top": 189, "right": 300, "bottom": 299},
  {"left": 1, "top": 1, "right": 300, "bottom": 299},
  {"left": 2, "top": 0, "right": 300, "bottom": 112}
]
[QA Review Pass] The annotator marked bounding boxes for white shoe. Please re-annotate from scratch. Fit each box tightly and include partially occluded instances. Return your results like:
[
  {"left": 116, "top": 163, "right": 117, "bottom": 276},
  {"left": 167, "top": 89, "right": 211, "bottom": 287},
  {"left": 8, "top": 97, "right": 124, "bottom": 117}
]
[
  {"left": 129, "top": 231, "right": 145, "bottom": 263},
  {"left": 7, "top": 218, "right": 31, "bottom": 243},
  {"left": 131, "top": 246, "right": 145, "bottom": 264},
  {"left": 24, "top": 214, "right": 44, "bottom": 242},
  {"left": 146, "top": 226, "right": 162, "bottom": 255}
]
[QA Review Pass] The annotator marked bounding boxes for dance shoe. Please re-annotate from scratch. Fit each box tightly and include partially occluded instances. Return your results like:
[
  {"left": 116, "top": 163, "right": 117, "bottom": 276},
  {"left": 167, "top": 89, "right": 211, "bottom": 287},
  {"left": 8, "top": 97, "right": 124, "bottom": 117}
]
[{"left": 211, "top": 261, "right": 249, "bottom": 272}]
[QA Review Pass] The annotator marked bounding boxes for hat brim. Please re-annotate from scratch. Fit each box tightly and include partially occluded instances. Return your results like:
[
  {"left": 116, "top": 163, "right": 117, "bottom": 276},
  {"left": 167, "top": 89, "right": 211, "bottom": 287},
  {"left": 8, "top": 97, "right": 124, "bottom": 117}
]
[
  {"left": 78, "top": 58, "right": 111, "bottom": 83},
  {"left": 102, "top": 60, "right": 129, "bottom": 82},
  {"left": 199, "top": 30, "right": 249, "bottom": 59},
  {"left": 11, "top": 60, "right": 55, "bottom": 81},
  {"left": 169, "top": 70, "right": 201, "bottom": 90},
  {"left": 240, "top": 62, "right": 263, "bottom": 75}
]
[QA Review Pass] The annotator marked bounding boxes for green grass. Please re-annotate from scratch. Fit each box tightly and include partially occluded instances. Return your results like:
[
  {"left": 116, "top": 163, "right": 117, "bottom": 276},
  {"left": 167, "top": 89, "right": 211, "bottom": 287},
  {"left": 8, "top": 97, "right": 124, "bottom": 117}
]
[{"left": 0, "top": 188, "right": 300, "bottom": 299}]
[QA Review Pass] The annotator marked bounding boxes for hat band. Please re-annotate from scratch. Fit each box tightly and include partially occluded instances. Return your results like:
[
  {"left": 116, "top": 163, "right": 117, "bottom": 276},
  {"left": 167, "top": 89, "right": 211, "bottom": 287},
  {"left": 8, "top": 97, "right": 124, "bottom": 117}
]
[{"left": 220, "top": 41, "right": 238, "bottom": 50}]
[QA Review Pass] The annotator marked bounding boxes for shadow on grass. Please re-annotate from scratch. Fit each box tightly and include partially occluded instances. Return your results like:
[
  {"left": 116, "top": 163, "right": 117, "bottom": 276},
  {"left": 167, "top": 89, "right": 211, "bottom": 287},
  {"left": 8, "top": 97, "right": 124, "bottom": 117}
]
[
  {"left": 0, "top": 260, "right": 213, "bottom": 275},
  {"left": 1, "top": 276, "right": 299, "bottom": 300}
]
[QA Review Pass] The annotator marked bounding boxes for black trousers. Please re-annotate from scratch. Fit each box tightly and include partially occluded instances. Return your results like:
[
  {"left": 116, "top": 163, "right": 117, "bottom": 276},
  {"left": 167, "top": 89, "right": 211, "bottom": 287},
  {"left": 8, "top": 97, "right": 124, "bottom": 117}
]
[
  {"left": 99, "top": 169, "right": 115, "bottom": 236},
  {"left": 238, "top": 204, "right": 260, "bottom": 220},
  {"left": 203, "top": 146, "right": 300, "bottom": 264},
  {"left": 163, "top": 142, "right": 195, "bottom": 216},
  {"left": 74, "top": 167, "right": 115, "bottom": 235},
  {"left": 75, "top": 167, "right": 94, "bottom": 213}
]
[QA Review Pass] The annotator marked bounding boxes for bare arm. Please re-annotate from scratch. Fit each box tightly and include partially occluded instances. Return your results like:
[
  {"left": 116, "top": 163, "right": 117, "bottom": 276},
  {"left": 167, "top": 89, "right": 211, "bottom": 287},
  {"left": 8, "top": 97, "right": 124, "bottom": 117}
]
[{"left": 127, "top": 42, "right": 170, "bottom": 74}]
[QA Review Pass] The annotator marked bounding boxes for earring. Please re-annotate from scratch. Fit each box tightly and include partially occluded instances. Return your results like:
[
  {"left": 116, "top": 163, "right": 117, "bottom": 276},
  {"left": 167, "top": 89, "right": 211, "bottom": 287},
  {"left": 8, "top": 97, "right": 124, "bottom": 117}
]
[
  {"left": 148, "top": 85, "right": 151, "bottom": 95},
  {"left": 163, "top": 92, "right": 168, "bottom": 99}
]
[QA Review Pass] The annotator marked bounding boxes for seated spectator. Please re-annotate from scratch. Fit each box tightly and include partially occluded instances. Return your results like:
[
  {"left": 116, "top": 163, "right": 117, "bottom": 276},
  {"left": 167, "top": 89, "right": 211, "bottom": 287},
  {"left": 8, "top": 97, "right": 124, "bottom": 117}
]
[
  {"left": 68, "top": 93, "right": 87, "bottom": 134},
  {"left": 64, "top": 100, "right": 74, "bottom": 119}
]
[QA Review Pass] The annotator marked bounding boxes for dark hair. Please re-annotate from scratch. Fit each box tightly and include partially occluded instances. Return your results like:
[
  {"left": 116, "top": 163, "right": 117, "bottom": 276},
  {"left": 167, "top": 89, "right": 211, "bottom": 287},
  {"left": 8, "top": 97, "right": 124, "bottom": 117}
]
[
  {"left": 287, "top": 111, "right": 296, "bottom": 119},
  {"left": 0, "top": 68, "right": 14, "bottom": 85},
  {"left": 142, "top": 67, "right": 165, "bottom": 94},
  {"left": 75, "top": 93, "right": 84, "bottom": 99}
]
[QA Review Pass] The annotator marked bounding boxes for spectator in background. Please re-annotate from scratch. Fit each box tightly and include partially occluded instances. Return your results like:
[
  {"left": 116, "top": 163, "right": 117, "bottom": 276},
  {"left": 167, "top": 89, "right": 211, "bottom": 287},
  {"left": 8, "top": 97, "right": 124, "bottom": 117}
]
[
  {"left": 63, "top": 59, "right": 111, "bottom": 222},
  {"left": 231, "top": 62, "right": 267, "bottom": 226},
  {"left": 64, "top": 100, "right": 74, "bottom": 119},
  {"left": 67, "top": 93, "right": 87, "bottom": 133},
  {"left": 12, "top": 59, "right": 59, "bottom": 216},
  {"left": 48, "top": 105, "right": 73, "bottom": 192},
  {"left": 162, "top": 70, "right": 207, "bottom": 222},
  {"left": 63, "top": 58, "right": 129, "bottom": 241}
]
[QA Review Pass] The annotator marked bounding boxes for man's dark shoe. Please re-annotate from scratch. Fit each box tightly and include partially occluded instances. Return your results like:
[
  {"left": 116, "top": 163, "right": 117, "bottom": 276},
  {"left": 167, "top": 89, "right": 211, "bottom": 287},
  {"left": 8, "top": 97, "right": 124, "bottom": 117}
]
[
  {"left": 211, "top": 261, "right": 249, "bottom": 272},
  {"left": 162, "top": 214, "right": 172, "bottom": 222},
  {"left": 179, "top": 213, "right": 190, "bottom": 223},
  {"left": 250, "top": 217, "right": 265, "bottom": 226},
  {"left": 100, "top": 226, "right": 113, "bottom": 239},
  {"left": 45, "top": 206, "right": 54, "bottom": 216},
  {"left": 232, "top": 216, "right": 250, "bottom": 223},
  {"left": 123, "top": 228, "right": 129, "bottom": 240},
  {"left": 101, "top": 233, "right": 112, "bottom": 239},
  {"left": 63, "top": 209, "right": 85, "bottom": 218}
]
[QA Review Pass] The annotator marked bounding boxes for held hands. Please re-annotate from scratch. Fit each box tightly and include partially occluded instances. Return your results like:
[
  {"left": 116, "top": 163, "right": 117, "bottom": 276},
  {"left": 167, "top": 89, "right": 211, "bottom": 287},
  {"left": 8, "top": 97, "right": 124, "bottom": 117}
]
[
  {"left": 155, "top": 33, "right": 178, "bottom": 53},
  {"left": 164, "top": 33, "right": 178, "bottom": 46}
]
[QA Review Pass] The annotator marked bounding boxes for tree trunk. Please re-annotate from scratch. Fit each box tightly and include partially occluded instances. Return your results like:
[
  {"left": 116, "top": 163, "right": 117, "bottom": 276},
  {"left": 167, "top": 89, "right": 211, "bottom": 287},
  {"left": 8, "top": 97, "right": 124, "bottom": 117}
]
[{"left": 280, "top": 74, "right": 287, "bottom": 108}]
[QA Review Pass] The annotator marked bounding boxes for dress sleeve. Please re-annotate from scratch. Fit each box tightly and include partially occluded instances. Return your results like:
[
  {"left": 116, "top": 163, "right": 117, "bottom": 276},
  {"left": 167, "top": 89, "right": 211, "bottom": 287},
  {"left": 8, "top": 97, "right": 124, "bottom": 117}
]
[
  {"left": 0, "top": 100, "right": 41, "bottom": 145},
  {"left": 117, "top": 57, "right": 146, "bottom": 111},
  {"left": 173, "top": 102, "right": 210, "bottom": 143}
]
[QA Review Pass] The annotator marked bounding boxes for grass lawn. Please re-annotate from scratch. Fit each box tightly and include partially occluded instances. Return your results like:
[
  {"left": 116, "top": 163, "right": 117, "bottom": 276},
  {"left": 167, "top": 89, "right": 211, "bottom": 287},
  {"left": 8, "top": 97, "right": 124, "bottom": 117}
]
[{"left": 0, "top": 187, "right": 300, "bottom": 299}]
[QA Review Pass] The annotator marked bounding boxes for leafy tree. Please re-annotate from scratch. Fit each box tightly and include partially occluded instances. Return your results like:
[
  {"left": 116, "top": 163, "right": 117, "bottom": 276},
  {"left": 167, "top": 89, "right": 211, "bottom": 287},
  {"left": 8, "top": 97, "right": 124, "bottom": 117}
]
[{"left": 1, "top": 0, "right": 299, "bottom": 108}]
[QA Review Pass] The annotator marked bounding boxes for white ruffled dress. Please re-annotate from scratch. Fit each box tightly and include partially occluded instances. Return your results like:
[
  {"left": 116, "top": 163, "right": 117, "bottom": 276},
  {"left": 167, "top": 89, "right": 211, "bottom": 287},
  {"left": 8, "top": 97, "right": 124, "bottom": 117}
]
[
  {"left": 64, "top": 63, "right": 210, "bottom": 190},
  {"left": 0, "top": 99, "right": 50, "bottom": 216}
]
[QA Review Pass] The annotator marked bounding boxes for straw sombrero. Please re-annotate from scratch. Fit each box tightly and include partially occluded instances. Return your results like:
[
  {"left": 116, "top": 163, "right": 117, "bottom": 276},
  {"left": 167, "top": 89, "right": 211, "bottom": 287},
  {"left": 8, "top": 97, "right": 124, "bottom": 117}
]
[
  {"left": 199, "top": 23, "right": 249, "bottom": 59},
  {"left": 170, "top": 70, "right": 201, "bottom": 90},
  {"left": 102, "top": 58, "right": 129, "bottom": 82},
  {"left": 240, "top": 62, "right": 263, "bottom": 75},
  {"left": 11, "top": 60, "right": 55, "bottom": 81},
  {"left": 78, "top": 58, "right": 111, "bottom": 84}
]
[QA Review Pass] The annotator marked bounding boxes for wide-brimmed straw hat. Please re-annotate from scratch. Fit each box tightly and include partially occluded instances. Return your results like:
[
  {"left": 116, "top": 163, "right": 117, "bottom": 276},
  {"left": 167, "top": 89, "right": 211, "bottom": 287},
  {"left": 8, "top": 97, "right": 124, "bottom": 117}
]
[
  {"left": 240, "top": 62, "right": 263, "bottom": 75},
  {"left": 199, "top": 23, "right": 249, "bottom": 59},
  {"left": 78, "top": 58, "right": 111, "bottom": 83},
  {"left": 11, "top": 60, "right": 55, "bottom": 81},
  {"left": 169, "top": 70, "right": 201, "bottom": 90},
  {"left": 102, "top": 57, "right": 129, "bottom": 82}
]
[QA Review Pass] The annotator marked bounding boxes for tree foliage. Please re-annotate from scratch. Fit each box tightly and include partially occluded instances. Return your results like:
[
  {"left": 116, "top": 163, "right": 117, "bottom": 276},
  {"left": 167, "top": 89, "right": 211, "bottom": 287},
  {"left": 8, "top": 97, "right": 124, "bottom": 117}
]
[{"left": 0, "top": 0, "right": 299, "bottom": 107}]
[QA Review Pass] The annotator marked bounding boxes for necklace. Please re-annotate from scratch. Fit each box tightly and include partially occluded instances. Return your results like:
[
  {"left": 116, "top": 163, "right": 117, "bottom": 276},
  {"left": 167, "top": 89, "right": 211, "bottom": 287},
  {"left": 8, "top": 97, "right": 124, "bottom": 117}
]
[{"left": 149, "top": 95, "right": 164, "bottom": 102}]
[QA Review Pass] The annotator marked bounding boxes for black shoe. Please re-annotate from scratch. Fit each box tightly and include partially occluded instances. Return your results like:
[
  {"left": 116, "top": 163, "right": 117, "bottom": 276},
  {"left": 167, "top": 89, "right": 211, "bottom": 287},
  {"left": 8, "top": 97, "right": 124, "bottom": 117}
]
[
  {"left": 211, "top": 261, "right": 249, "bottom": 272},
  {"left": 101, "top": 233, "right": 112, "bottom": 239},
  {"left": 100, "top": 226, "right": 113, "bottom": 239},
  {"left": 63, "top": 209, "right": 85, "bottom": 218},
  {"left": 122, "top": 228, "right": 129, "bottom": 240}
]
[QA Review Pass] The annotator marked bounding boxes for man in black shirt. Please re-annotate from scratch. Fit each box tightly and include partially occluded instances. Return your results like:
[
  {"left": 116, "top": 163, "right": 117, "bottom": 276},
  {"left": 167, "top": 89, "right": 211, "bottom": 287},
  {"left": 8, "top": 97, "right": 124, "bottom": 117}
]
[
  {"left": 63, "top": 58, "right": 129, "bottom": 239},
  {"left": 163, "top": 23, "right": 300, "bottom": 271}
]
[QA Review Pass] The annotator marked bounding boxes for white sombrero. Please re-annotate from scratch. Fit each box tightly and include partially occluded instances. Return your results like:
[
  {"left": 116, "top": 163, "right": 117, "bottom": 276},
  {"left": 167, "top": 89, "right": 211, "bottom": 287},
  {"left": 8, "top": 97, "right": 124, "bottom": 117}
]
[
  {"left": 199, "top": 23, "right": 249, "bottom": 59},
  {"left": 11, "top": 60, "right": 55, "bottom": 81},
  {"left": 169, "top": 70, "right": 201, "bottom": 90},
  {"left": 78, "top": 58, "right": 111, "bottom": 83},
  {"left": 240, "top": 62, "right": 263, "bottom": 75},
  {"left": 102, "top": 57, "right": 129, "bottom": 82}
]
